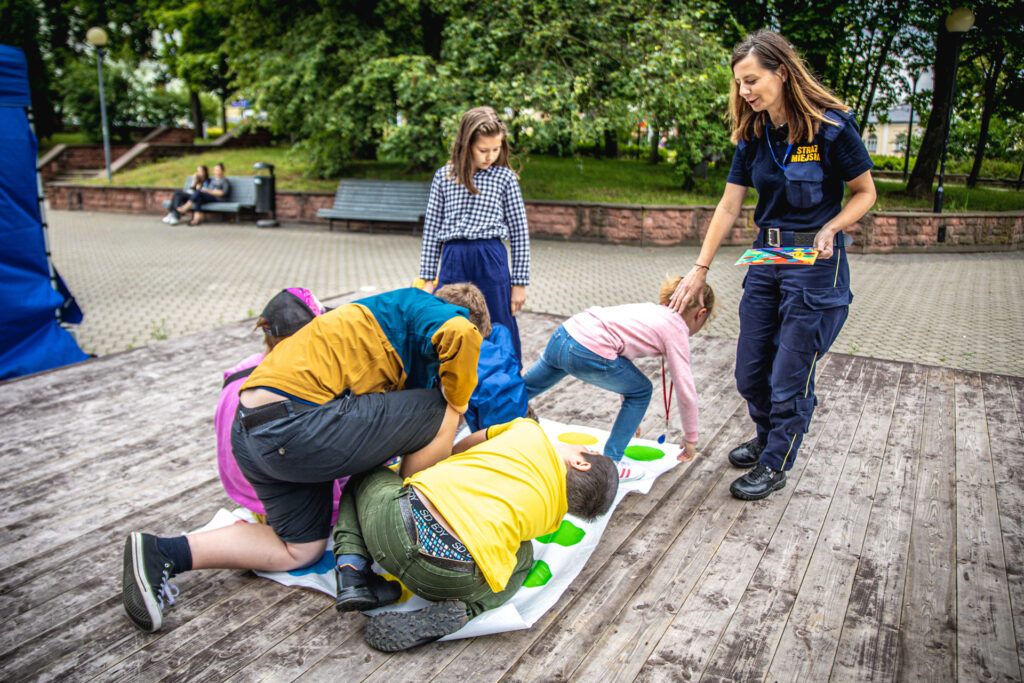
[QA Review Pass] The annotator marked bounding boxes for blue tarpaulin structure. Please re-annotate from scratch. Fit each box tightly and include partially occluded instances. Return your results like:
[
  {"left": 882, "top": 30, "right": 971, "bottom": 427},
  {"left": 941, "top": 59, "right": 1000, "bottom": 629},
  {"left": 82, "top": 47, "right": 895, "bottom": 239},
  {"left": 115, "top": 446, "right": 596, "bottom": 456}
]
[{"left": 0, "top": 45, "right": 88, "bottom": 380}]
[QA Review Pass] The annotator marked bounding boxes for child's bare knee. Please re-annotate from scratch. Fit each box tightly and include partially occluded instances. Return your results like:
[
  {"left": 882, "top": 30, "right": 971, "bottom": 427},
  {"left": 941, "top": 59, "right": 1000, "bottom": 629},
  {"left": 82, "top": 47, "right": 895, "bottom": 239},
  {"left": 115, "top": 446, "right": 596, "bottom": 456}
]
[{"left": 284, "top": 539, "right": 327, "bottom": 569}]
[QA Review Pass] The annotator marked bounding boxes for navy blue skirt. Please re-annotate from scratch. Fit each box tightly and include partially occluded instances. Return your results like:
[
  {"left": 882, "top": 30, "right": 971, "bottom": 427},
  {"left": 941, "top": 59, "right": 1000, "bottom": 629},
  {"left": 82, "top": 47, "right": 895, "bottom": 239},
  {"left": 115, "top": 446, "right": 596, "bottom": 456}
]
[{"left": 437, "top": 238, "right": 522, "bottom": 365}]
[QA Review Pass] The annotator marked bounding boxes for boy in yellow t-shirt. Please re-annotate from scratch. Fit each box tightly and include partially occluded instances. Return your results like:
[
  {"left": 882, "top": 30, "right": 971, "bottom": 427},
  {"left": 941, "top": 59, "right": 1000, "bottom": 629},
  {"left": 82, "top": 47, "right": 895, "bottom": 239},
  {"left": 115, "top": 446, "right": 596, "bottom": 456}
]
[{"left": 332, "top": 418, "right": 619, "bottom": 651}]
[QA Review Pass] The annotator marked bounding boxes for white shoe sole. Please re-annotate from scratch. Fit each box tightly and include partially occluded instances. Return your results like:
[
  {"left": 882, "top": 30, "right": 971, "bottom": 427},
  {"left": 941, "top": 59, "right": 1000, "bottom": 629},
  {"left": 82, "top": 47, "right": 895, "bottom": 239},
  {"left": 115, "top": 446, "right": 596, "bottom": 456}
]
[{"left": 122, "top": 532, "right": 162, "bottom": 632}]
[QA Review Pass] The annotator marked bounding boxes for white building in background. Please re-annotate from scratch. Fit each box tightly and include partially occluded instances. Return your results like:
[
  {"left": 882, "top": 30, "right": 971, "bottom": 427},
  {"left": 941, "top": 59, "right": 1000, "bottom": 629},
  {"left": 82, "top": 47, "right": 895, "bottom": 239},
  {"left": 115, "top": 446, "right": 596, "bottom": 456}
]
[{"left": 861, "top": 103, "right": 927, "bottom": 157}]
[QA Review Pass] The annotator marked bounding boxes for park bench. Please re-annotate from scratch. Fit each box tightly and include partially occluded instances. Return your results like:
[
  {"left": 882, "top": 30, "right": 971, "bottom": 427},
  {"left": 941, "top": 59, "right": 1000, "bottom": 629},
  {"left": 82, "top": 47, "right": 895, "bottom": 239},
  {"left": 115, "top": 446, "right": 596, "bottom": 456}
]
[
  {"left": 162, "top": 175, "right": 265, "bottom": 221},
  {"left": 317, "top": 179, "right": 431, "bottom": 232}
]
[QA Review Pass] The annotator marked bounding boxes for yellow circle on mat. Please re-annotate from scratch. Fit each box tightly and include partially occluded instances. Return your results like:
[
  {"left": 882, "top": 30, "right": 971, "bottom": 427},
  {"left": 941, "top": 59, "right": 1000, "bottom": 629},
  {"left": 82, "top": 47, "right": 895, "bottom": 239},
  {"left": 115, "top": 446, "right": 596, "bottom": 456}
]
[{"left": 558, "top": 432, "right": 599, "bottom": 445}]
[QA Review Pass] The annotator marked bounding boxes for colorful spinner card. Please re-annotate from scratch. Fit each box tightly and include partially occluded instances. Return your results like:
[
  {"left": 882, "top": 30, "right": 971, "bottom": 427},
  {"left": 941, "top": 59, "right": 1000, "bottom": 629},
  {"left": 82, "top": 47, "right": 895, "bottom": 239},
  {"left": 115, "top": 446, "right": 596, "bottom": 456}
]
[{"left": 735, "top": 247, "right": 818, "bottom": 266}]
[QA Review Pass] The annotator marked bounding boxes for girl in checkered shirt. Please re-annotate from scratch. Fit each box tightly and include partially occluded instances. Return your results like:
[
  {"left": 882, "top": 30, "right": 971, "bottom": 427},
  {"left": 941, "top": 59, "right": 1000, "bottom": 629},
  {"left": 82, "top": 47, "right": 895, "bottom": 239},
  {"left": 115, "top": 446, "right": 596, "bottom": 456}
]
[{"left": 418, "top": 106, "right": 531, "bottom": 365}]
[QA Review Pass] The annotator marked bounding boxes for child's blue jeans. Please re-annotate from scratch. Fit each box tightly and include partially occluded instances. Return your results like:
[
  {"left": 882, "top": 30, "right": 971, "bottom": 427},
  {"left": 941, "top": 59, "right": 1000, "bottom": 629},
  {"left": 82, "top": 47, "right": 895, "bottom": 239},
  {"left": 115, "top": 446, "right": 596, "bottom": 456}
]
[{"left": 523, "top": 326, "right": 652, "bottom": 461}]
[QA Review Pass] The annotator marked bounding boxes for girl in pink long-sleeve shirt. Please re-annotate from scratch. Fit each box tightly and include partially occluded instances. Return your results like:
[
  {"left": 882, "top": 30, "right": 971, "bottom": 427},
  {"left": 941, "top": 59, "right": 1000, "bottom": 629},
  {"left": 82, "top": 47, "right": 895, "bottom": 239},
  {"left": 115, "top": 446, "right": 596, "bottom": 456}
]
[{"left": 523, "top": 277, "right": 714, "bottom": 475}]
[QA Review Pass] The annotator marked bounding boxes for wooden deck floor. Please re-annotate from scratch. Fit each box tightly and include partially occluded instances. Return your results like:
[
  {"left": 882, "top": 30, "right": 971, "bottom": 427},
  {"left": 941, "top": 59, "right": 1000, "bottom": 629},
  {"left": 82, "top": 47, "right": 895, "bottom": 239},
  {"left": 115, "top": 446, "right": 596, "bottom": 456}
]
[{"left": 1, "top": 302, "right": 1022, "bottom": 682}]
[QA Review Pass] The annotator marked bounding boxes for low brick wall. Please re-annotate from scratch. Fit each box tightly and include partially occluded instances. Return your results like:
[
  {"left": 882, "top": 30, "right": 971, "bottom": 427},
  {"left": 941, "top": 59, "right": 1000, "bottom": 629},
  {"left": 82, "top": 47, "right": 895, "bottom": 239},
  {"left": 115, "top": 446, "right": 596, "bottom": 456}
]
[
  {"left": 46, "top": 182, "right": 1023, "bottom": 251},
  {"left": 37, "top": 145, "right": 134, "bottom": 183}
]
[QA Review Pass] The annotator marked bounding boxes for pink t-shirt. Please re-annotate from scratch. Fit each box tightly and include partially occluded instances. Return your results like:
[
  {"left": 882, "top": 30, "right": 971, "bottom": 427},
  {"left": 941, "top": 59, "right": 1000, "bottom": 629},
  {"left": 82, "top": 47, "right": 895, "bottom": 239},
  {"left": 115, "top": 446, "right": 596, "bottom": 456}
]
[
  {"left": 562, "top": 302, "right": 699, "bottom": 443},
  {"left": 215, "top": 353, "right": 346, "bottom": 522}
]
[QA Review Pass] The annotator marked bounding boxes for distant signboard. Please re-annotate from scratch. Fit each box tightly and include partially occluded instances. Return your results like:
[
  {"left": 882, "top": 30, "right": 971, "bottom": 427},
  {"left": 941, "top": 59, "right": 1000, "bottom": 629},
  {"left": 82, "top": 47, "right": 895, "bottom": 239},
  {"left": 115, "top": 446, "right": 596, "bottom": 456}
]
[{"left": 230, "top": 99, "right": 249, "bottom": 108}]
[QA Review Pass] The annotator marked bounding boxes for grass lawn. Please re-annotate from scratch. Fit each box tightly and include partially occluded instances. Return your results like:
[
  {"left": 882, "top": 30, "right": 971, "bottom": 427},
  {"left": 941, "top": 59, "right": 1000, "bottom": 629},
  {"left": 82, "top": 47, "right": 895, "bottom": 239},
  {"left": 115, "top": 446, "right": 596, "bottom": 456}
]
[
  {"left": 82, "top": 145, "right": 1024, "bottom": 211},
  {"left": 37, "top": 131, "right": 91, "bottom": 155},
  {"left": 871, "top": 180, "right": 1023, "bottom": 212}
]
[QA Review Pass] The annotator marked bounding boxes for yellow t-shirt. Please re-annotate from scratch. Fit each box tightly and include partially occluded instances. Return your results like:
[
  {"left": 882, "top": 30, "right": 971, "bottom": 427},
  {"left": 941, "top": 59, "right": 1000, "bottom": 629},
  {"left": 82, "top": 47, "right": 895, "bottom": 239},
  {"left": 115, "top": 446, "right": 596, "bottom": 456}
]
[{"left": 406, "top": 418, "right": 568, "bottom": 592}]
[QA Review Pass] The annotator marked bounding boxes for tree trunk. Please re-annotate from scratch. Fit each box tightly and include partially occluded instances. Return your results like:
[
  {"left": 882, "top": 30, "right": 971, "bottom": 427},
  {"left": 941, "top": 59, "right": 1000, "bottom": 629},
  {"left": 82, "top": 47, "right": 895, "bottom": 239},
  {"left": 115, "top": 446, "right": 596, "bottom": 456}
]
[
  {"left": 220, "top": 92, "right": 227, "bottom": 132},
  {"left": 859, "top": 4, "right": 902, "bottom": 129},
  {"left": 603, "top": 128, "right": 618, "bottom": 158},
  {"left": 967, "top": 48, "right": 1004, "bottom": 188},
  {"left": 649, "top": 126, "right": 660, "bottom": 164},
  {"left": 907, "top": 21, "right": 960, "bottom": 198},
  {"left": 853, "top": 27, "right": 879, "bottom": 116},
  {"left": 420, "top": 4, "right": 445, "bottom": 61},
  {"left": 189, "top": 90, "right": 203, "bottom": 138}
]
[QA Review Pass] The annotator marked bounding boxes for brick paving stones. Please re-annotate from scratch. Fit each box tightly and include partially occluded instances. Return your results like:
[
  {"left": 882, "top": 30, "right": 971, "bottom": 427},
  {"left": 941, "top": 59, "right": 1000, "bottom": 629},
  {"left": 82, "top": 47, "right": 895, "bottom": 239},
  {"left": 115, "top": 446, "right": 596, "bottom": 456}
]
[{"left": 46, "top": 210, "right": 1024, "bottom": 376}]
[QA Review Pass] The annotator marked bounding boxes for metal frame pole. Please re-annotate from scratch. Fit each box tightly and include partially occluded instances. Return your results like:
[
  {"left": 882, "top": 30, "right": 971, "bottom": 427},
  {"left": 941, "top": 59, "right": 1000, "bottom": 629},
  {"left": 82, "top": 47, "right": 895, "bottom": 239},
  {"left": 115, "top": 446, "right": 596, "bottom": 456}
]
[{"left": 95, "top": 47, "right": 112, "bottom": 182}]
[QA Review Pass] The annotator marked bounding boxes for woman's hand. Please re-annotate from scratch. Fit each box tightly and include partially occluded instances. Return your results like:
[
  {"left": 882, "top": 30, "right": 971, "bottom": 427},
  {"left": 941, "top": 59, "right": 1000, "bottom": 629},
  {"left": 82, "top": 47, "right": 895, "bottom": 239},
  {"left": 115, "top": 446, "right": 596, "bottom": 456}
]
[
  {"left": 813, "top": 225, "right": 840, "bottom": 260},
  {"left": 815, "top": 171, "right": 876, "bottom": 260},
  {"left": 668, "top": 266, "right": 709, "bottom": 313},
  {"left": 511, "top": 285, "right": 526, "bottom": 315}
]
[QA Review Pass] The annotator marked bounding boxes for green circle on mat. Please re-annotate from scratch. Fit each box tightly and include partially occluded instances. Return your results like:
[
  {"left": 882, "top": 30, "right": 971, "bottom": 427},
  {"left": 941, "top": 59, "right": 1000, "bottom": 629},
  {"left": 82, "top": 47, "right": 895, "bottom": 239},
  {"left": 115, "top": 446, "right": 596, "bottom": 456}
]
[
  {"left": 558, "top": 432, "right": 598, "bottom": 445},
  {"left": 624, "top": 445, "right": 665, "bottom": 461},
  {"left": 535, "top": 520, "right": 586, "bottom": 547},
  {"left": 524, "top": 560, "right": 552, "bottom": 588}
]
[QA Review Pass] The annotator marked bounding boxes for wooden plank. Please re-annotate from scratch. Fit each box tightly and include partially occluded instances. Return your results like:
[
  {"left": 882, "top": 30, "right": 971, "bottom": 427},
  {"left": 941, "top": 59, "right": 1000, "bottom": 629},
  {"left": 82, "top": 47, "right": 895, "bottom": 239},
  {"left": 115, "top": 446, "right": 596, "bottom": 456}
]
[
  {"left": 700, "top": 357, "right": 903, "bottom": 683},
  {"left": 433, "top": 335, "right": 746, "bottom": 680},
  {"left": 223, "top": 611, "right": 380, "bottom": 683},
  {"left": 551, "top": 354, "right": 841, "bottom": 683},
  {"left": 1004, "top": 376, "right": 1024, "bottom": 679},
  {"left": 155, "top": 589, "right": 332, "bottom": 682},
  {"left": 501, "top": 404, "right": 750, "bottom": 682},
  {"left": 829, "top": 363, "right": 928, "bottom": 680},
  {"left": 763, "top": 357, "right": 903, "bottom": 680},
  {"left": 634, "top": 356, "right": 879, "bottom": 681},
  {"left": 979, "top": 373, "right": 1024, "bottom": 681},
  {"left": 954, "top": 370, "right": 1019, "bottom": 682},
  {"left": 360, "top": 640, "right": 472, "bottom": 682},
  {"left": 894, "top": 365, "right": 958, "bottom": 682},
  {"left": 3, "top": 566, "right": 257, "bottom": 681},
  {"left": 630, "top": 354, "right": 869, "bottom": 681}
]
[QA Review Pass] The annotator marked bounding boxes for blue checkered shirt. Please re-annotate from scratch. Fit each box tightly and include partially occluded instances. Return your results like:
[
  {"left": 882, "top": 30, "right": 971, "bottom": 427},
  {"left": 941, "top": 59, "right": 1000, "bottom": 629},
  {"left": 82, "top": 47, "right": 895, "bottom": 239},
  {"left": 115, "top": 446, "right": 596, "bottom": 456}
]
[{"left": 418, "top": 165, "right": 531, "bottom": 285}]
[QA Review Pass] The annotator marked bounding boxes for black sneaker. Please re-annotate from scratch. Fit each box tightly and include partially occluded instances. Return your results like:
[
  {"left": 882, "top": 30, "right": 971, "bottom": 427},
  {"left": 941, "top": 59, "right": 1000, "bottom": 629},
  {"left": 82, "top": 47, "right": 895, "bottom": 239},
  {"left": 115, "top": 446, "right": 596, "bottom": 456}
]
[
  {"left": 122, "top": 532, "right": 178, "bottom": 632},
  {"left": 335, "top": 564, "right": 402, "bottom": 612},
  {"left": 728, "top": 437, "right": 765, "bottom": 468},
  {"left": 730, "top": 463, "right": 786, "bottom": 500},
  {"left": 365, "top": 599, "right": 470, "bottom": 651}
]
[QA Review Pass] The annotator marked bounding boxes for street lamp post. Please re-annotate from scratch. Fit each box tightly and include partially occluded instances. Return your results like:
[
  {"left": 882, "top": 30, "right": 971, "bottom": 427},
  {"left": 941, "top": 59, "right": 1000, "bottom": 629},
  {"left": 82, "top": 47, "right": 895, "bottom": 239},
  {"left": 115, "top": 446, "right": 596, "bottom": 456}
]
[
  {"left": 85, "top": 26, "right": 112, "bottom": 183},
  {"left": 934, "top": 7, "right": 975, "bottom": 213}
]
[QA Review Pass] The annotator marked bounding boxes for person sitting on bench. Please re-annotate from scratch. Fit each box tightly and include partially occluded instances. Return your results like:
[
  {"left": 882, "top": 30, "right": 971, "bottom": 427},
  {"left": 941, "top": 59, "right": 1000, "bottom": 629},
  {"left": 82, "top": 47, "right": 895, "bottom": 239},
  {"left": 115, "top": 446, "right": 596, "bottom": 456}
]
[
  {"left": 178, "top": 162, "right": 231, "bottom": 225},
  {"left": 332, "top": 417, "right": 619, "bottom": 651},
  {"left": 162, "top": 164, "right": 209, "bottom": 225}
]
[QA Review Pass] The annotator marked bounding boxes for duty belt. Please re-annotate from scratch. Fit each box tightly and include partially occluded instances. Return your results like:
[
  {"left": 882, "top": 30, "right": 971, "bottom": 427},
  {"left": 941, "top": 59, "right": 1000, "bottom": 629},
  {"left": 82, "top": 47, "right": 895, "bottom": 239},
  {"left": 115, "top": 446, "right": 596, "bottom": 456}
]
[
  {"left": 761, "top": 228, "right": 851, "bottom": 248},
  {"left": 237, "top": 400, "right": 316, "bottom": 429}
]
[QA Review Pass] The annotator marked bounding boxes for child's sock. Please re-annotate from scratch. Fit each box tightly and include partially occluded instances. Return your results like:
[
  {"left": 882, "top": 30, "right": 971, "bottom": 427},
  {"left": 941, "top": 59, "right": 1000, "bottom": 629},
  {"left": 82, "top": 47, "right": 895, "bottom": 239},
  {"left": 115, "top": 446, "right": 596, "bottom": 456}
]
[
  {"left": 156, "top": 535, "right": 193, "bottom": 577},
  {"left": 336, "top": 553, "right": 369, "bottom": 573}
]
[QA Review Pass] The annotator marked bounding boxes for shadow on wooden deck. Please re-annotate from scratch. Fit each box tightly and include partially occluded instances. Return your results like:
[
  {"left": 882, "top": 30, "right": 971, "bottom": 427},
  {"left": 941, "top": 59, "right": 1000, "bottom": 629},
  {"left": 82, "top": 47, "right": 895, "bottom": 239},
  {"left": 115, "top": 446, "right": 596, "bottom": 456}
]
[{"left": 1, "top": 299, "right": 1021, "bottom": 681}]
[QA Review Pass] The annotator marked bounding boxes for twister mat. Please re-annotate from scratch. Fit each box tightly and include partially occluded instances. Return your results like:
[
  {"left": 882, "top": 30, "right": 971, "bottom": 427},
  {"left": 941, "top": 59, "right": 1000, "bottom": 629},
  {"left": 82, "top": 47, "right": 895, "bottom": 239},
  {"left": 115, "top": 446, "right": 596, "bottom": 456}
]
[{"left": 194, "top": 418, "right": 685, "bottom": 641}]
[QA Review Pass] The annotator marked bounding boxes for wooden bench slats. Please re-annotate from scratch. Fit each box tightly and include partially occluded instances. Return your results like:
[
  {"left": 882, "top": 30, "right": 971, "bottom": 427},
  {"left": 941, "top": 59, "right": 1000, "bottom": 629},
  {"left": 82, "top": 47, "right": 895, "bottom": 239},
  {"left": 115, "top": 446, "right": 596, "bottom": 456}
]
[{"left": 316, "top": 179, "right": 431, "bottom": 231}]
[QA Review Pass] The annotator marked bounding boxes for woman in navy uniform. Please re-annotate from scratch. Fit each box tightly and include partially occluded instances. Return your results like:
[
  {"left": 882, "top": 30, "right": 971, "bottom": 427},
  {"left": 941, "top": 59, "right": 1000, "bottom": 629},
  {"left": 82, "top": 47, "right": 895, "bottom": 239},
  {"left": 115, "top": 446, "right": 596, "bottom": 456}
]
[{"left": 669, "top": 29, "right": 876, "bottom": 500}]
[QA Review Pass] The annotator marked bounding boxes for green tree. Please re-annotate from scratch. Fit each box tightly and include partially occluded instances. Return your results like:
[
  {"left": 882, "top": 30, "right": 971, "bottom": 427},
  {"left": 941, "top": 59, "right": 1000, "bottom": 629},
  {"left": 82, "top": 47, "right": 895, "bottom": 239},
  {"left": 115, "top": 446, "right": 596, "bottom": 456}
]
[
  {"left": 955, "top": 1, "right": 1023, "bottom": 186},
  {"left": 148, "top": 0, "right": 234, "bottom": 136}
]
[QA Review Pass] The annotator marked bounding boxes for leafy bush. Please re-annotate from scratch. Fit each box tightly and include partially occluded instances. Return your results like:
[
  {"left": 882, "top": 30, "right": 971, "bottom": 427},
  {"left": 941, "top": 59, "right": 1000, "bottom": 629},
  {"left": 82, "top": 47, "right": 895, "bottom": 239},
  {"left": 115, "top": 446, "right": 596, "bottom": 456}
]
[{"left": 869, "top": 154, "right": 910, "bottom": 172}]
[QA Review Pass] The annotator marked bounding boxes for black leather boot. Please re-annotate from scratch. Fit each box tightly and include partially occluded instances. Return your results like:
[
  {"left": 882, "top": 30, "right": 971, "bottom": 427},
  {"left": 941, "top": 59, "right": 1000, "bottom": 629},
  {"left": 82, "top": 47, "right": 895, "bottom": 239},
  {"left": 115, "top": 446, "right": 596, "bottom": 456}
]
[
  {"left": 335, "top": 564, "right": 402, "bottom": 612},
  {"left": 730, "top": 463, "right": 786, "bottom": 500},
  {"left": 728, "top": 437, "right": 765, "bottom": 468}
]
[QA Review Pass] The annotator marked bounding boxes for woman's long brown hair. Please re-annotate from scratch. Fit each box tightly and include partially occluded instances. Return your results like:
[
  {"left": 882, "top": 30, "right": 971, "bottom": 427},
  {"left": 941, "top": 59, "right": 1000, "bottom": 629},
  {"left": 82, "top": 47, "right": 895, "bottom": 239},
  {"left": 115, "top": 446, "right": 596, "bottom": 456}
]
[{"left": 729, "top": 29, "right": 850, "bottom": 145}]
